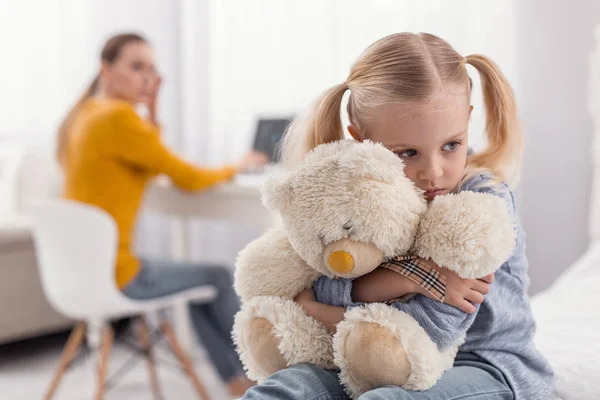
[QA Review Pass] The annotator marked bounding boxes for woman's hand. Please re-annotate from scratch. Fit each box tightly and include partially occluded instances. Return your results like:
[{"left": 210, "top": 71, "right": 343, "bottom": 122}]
[
  {"left": 235, "top": 151, "right": 269, "bottom": 172},
  {"left": 418, "top": 258, "right": 494, "bottom": 314},
  {"left": 146, "top": 75, "right": 162, "bottom": 126}
]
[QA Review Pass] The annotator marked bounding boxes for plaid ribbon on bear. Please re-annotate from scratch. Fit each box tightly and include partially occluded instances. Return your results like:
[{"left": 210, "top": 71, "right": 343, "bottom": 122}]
[{"left": 379, "top": 256, "right": 447, "bottom": 304}]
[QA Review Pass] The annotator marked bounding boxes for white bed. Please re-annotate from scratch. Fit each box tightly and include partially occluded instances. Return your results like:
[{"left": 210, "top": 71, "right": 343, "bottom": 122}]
[{"left": 529, "top": 23, "right": 600, "bottom": 400}]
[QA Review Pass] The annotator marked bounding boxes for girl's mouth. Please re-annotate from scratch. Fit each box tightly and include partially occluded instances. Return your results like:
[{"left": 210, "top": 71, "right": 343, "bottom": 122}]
[{"left": 424, "top": 188, "right": 447, "bottom": 200}]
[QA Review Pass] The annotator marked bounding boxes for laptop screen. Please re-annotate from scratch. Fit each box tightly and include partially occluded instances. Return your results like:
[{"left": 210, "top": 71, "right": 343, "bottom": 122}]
[{"left": 253, "top": 118, "right": 293, "bottom": 163}]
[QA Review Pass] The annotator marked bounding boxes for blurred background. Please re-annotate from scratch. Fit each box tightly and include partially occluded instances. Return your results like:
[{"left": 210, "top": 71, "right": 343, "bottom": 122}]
[
  {"left": 3, "top": 0, "right": 598, "bottom": 293},
  {"left": 1, "top": 0, "right": 600, "bottom": 398}
]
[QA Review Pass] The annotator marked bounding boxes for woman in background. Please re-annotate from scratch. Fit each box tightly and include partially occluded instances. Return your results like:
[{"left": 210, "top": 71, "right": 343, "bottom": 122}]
[{"left": 57, "top": 33, "right": 266, "bottom": 397}]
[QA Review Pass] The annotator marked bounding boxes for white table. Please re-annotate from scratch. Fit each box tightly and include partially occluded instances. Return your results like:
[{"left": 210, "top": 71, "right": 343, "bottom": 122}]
[
  {"left": 145, "top": 174, "right": 279, "bottom": 260},
  {"left": 143, "top": 174, "right": 280, "bottom": 350}
]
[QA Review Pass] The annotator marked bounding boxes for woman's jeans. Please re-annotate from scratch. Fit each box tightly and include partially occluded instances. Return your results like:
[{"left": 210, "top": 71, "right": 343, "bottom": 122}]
[{"left": 122, "top": 259, "right": 243, "bottom": 382}]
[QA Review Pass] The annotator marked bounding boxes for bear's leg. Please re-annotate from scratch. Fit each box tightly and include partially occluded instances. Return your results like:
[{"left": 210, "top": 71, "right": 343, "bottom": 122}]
[
  {"left": 340, "top": 321, "right": 411, "bottom": 397},
  {"left": 244, "top": 317, "right": 287, "bottom": 376},
  {"left": 234, "top": 296, "right": 335, "bottom": 382},
  {"left": 234, "top": 301, "right": 288, "bottom": 382},
  {"left": 333, "top": 304, "right": 451, "bottom": 398}
]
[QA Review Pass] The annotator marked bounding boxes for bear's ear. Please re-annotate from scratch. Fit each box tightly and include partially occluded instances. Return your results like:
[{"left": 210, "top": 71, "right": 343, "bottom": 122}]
[
  {"left": 261, "top": 170, "right": 294, "bottom": 212},
  {"left": 339, "top": 140, "right": 406, "bottom": 183}
]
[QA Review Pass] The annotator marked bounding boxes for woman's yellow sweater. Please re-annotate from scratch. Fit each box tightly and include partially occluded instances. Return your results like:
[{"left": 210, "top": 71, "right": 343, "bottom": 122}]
[{"left": 63, "top": 98, "right": 237, "bottom": 288}]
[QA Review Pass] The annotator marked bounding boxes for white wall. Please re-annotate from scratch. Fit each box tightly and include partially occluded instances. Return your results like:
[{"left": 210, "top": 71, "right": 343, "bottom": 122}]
[
  {"left": 0, "top": 0, "right": 189, "bottom": 259},
  {"left": 516, "top": 0, "right": 600, "bottom": 294},
  {"left": 207, "top": 0, "right": 516, "bottom": 163}
]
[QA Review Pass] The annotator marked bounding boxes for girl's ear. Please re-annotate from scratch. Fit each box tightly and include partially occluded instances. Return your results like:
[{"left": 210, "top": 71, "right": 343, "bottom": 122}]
[{"left": 347, "top": 125, "right": 362, "bottom": 142}]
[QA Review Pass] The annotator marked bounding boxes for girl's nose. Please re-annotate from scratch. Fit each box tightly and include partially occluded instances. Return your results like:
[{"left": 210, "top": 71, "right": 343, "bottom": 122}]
[{"left": 419, "top": 159, "right": 444, "bottom": 182}]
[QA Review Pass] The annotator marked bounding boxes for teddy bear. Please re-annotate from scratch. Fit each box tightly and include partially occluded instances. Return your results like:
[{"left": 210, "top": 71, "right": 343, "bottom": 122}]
[{"left": 232, "top": 139, "right": 515, "bottom": 398}]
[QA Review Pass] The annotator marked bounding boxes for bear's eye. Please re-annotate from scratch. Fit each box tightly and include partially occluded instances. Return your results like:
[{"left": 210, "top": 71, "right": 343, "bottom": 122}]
[
  {"left": 343, "top": 222, "right": 353, "bottom": 231},
  {"left": 318, "top": 234, "right": 326, "bottom": 245}
]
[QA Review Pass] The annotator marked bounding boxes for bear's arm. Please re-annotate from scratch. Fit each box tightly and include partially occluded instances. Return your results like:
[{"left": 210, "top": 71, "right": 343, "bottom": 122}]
[
  {"left": 234, "top": 228, "right": 321, "bottom": 303},
  {"left": 411, "top": 177, "right": 516, "bottom": 279}
]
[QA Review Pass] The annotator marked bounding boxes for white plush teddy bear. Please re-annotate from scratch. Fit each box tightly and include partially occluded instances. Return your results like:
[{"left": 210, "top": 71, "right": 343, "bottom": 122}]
[{"left": 233, "top": 139, "right": 515, "bottom": 397}]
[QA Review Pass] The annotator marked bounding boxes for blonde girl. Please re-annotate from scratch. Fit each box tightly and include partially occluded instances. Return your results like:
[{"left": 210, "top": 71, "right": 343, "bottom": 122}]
[{"left": 243, "top": 32, "right": 553, "bottom": 400}]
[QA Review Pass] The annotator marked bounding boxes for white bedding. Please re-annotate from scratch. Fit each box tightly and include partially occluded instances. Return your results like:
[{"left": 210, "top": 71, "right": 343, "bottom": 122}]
[{"left": 531, "top": 243, "right": 600, "bottom": 400}]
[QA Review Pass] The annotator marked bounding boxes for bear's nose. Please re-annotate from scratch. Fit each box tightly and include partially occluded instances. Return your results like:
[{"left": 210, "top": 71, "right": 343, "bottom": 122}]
[{"left": 328, "top": 251, "right": 354, "bottom": 273}]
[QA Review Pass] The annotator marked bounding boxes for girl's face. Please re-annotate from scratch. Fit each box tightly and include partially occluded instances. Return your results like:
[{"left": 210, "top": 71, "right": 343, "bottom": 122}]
[
  {"left": 350, "top": 90, "right": 471, "bottom": 201},
  {"left": 100, "top": 41, "right": 157, "bottom": 104}
]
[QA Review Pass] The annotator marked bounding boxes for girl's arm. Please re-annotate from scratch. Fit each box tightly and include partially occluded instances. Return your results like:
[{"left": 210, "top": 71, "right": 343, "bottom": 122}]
[
  {"left": 308, "top": 274, "right": 483, "bottom": 348},
  {"left": 349, "top": 267, "right": 422, "bottom": 303},
  {"left": 352, "top": 260, "right": 493, "bottom": 314},
  {"left": 311, "top": 263, "right": 492, "bottom": 315},
  {"left": 301, "top": 263, "right": 492, "bottom": 333}
]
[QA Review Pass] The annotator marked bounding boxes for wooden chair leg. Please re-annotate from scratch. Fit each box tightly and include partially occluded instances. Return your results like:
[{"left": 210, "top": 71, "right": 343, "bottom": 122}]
[
  {"left": 95, "top": 325, "right": 114, "bottom": 400},
  {"left": 44, "top": 322, "right": 87, "bottom": 400},
  {"left": 162, "top": 320, "right": 212, "bottom": 400},
  {"left": 138, "top": 317, "right": 162, "bottom": 400}
]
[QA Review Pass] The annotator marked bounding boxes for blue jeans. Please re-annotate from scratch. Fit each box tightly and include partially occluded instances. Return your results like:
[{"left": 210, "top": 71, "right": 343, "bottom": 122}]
[
  {"left": 122, "top": 259, "right": 243, "bottom": 382},
  {"left": 242, "top": 353, "right": 513, "bottom": 400}
]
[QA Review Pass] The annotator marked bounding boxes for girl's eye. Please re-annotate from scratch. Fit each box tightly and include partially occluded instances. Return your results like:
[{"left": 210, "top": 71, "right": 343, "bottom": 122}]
[
  {"left": 395, "top": 149, "right": 417, "bottom": 159},
  {"left": 131, "top": 62, "right": 144, "bottom": 71},
  {"left": 442, "top": 141, "right": 460, "bottom": 152}
]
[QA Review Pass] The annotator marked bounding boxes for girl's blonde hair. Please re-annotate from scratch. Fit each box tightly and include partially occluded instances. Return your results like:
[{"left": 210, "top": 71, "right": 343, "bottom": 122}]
[
  {"left": 280, "top": 32, "right": 522, "bottom": 186},
  {"left": 56, "top": 33, "right": 147, "bottom": 168}
]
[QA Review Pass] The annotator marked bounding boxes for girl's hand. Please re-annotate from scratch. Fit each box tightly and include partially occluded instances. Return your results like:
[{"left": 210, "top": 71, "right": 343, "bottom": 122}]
[
  {"left": 294, "top": 287, "right": 317, "bottom": 310},
  {"left": 418, "top": 258, "right": 494, "bottom": 314},
  {"left": 294, "top": 287, "right": 345, "bottom": 334}
]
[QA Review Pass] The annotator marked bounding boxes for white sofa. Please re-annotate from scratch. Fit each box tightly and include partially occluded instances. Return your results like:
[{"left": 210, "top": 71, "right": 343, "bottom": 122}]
[
  {"left": 0, "top": 146, "right": 72, "bottom": 344},
  {"left": 531, "top": 245, "right": 600, "bottom": 400},
  {"left": 528, "top": 24, "right": 600, "bottom": 400}
]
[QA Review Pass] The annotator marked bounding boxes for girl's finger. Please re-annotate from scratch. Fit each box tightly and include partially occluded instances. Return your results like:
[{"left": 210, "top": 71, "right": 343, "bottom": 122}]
[
  {"left": 465, "top": 290, "right": 485, "bottom": 305},
  {"left": 470, "top": 279, "right": 490, "bottom": 295},
  {"left": 480, "top": 273, "right": 495, "bottom": 284},
  {"left": 459, "top": 300, "right": 477, "bottom": 314}
]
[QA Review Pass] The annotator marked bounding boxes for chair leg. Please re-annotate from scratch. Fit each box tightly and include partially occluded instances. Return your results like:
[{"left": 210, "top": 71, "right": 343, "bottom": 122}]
[
  {"left": 95, "top": 325, "right": 114, "bottom": 400},
  {"left": 138, "top": 317, "right": 163, "bottom": 400},
  {"left": 162, "top": 320, "right": 212, "bottom": 400},
  {"left": 44, "top": 322, "right": 87, "bottom": 400}
]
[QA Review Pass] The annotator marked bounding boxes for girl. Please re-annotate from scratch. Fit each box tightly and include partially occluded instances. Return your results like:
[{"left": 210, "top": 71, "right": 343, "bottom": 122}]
[
  {"left": 58, "top": 33, "right": 266, "bottom": 397},
  {"left": 242, "top": 33, "right": 554, "bottom": 400}
]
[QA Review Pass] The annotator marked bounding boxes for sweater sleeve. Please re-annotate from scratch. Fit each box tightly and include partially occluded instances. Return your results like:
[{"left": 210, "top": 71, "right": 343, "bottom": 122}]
[{"left": 106, "top": 105, "right": 237, "bottom": 191}]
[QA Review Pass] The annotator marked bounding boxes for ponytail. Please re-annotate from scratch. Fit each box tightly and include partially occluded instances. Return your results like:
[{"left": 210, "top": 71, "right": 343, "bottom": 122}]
[
  {"left": 56, "top": 75, "right": 100, "bottom": 168},
  {"left": 280, "top": 82, "right": 348, "bottom": 166},
  {"left": 465, "top": 54, "right": 523, "bottom": 185}
]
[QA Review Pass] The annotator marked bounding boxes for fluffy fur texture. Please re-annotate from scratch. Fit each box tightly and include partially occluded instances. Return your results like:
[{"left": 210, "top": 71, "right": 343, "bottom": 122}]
[
  {"left": 261, "top": 140, "right": 427, "bottom": 278},
  {"left": 334, "top": 303, "right": 462, "bottom": 398},
  {"left": 234, "top": 140, "right": 426, "bottom": 382},
  {"left": 234, "top": 228, "right": 319, "bottom": 302},
  {"left": 412, "top": 191, "right": 516, "bottom": 278}
]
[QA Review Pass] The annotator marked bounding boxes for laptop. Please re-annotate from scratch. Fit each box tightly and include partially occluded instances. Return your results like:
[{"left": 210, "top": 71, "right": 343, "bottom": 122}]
[
  {"left": 252, "top": 117, "right": 293, "bottom": 164},
  {"left": 235, "top": 117, "right": 293, "bottom": 185}
]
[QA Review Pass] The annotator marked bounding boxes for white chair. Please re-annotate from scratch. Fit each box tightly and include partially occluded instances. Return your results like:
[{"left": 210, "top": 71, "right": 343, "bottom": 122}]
[{"left": 31, "top": 199, "right": 218, "bottom": 400}]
